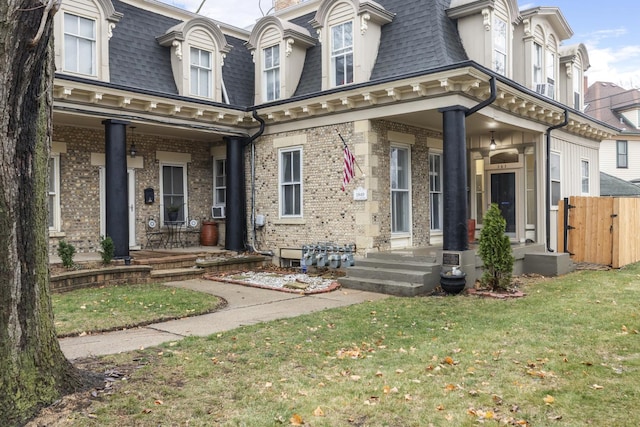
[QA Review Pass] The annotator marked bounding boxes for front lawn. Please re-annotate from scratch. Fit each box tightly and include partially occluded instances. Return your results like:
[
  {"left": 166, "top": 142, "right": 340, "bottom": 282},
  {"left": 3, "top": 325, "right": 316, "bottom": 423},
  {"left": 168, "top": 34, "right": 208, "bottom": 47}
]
[{"left": 43, "top": 266, "right": 640, "bottom": 426}]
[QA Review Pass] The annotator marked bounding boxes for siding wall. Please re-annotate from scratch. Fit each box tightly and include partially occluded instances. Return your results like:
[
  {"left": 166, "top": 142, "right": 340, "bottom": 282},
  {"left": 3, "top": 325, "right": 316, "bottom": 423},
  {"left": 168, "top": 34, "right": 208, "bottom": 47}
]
[{"left": 599, "top": 138, "right": 640, "bottom": 182}]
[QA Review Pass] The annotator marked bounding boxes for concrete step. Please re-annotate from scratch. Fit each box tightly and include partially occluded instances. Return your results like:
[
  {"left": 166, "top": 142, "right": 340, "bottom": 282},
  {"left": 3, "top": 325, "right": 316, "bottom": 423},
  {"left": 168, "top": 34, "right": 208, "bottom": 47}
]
[
  {"left": 338, "top": 277, "right": 436, "bottom": 297},
  {"left": 364, "top": 251, "right": 439, "bottom": 263},
  {"left": 344, "top": 265, "right": 431, "bottom": 284},
  {"left": 354, "top": 258, "right": 438, "bottom": 272}
]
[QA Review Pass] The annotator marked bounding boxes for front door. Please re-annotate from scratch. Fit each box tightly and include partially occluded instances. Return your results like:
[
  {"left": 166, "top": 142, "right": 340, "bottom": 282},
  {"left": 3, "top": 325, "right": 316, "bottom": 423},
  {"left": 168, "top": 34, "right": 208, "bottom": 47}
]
[
  {"left": 100, "top": 168, "right": 138, "bottom": 248},
  {"left": 490, "top": 172, "right": 516, "bottom": 236}
]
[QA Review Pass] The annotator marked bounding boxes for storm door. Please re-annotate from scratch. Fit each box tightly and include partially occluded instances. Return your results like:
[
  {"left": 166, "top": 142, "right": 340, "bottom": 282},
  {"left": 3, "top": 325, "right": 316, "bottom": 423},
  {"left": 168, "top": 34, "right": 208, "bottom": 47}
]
[{"left": 490, "top": 172, "right": 516, "bottom": 236}]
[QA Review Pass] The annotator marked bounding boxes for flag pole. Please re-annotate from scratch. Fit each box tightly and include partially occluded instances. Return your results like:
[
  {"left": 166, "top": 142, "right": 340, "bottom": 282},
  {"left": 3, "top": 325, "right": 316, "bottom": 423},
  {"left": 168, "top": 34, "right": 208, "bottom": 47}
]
[{"left": 336, "top": 130, "right": 364, "bottom": 175}]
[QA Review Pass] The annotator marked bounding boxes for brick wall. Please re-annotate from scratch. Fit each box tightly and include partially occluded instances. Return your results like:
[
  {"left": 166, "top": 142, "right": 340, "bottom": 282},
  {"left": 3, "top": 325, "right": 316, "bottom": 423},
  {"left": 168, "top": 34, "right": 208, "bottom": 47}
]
[{"left": 248, "top": 119, "right": 442, "bottom": 260}]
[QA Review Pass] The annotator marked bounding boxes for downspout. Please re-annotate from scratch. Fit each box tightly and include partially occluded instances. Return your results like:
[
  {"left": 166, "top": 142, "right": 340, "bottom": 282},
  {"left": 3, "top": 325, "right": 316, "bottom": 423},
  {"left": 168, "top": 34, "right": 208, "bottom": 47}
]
[
  {"left": 246, "top": 109, "right": 266, "bottom": 253},
  {"left": 466, "top": 77, "right": 497, "bottom": 118},
  {"left": 545, "top": 109, "right": 569, "bottom": 252}
]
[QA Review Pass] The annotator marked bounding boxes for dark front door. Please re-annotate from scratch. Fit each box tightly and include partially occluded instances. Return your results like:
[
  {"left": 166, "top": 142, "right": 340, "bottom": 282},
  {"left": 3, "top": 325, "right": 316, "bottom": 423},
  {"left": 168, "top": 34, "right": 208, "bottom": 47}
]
[{"left": 490, "top": 172, "right": 516, "bottom": 234}]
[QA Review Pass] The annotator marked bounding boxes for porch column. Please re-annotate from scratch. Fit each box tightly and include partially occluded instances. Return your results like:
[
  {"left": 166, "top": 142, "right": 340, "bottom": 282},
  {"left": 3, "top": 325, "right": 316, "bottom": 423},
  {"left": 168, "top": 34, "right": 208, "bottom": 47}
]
[
  {"left": 440, "top": 106, "right": 468, "bottom": 251},
  {"left": 225, "top": 136, "right": 247, "bottom": 252},
  {"left": 102, "top": 119, "right": 130, "bottom": 259}
]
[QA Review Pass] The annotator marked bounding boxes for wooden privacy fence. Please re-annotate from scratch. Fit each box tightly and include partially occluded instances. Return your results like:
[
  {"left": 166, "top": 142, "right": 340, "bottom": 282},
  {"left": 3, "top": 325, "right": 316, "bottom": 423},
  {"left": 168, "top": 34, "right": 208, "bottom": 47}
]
[{"left": 558, "top": 196, "right": 640, "bottom": 268}]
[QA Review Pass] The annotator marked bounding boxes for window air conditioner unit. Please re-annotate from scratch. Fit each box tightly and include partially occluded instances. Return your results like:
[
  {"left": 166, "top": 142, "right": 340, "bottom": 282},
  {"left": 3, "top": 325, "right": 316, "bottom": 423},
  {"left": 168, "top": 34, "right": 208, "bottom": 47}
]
[
  {"left": 535, "top": 83, "right": 555, "bottom": 99},
  {"left": 212, "top": 206, "right": 225, "bottom": 219}
]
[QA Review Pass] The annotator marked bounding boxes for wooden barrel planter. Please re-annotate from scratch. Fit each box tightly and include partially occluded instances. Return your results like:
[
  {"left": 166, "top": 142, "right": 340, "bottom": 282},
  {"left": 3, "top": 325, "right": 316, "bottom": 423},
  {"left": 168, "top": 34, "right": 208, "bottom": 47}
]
[{"left": 200, "top": 221, "right": 219, "bottom": 246}]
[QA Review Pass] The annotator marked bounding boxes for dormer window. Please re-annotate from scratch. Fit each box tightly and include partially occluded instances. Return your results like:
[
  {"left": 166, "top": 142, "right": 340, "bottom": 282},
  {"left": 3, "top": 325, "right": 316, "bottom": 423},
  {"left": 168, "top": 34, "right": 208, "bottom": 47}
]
[
  {"left": 331, "top": 21, "right": 354, "bottom": 87},
  {"left": 493, "top": 16, "right": 507, "bottom": 76},
  {"left": 264, "top": 44, "right": 281, "bottom": 101},
  {"left": 190, "top": 47, "right": 212, "bottom": 98},
  {"left": 157, "top": 18, "right": 231, "bottom": 102},
  {"left": 64, "top": 13, "right": 96, "bottom": 76},
  {"left": 533, "top": 42, "right": 542, "bottom": 86},
  {"left": 573, "top": 63, "right": 581, "bottom": 109},
  {"left": 311, "top": 0, "right": 393, "bottom": 91}
]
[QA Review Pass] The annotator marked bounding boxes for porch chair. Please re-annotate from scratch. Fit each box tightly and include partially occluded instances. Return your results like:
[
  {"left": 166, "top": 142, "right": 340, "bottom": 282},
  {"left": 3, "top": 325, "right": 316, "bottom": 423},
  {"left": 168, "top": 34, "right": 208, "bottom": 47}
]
[
  {"left": 183, "top": 217, "right": 201, "bottom": 246},
  {"left": 145, "top": 216, "right": 165, "bottom": 249}
]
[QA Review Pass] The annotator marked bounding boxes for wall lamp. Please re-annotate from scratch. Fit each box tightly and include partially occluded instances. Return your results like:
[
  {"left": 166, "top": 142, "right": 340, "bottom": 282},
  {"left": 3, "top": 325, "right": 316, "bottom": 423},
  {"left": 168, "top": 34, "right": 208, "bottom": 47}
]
[{"left": 129, "top": 126, "right": 137, "bottom": 158}]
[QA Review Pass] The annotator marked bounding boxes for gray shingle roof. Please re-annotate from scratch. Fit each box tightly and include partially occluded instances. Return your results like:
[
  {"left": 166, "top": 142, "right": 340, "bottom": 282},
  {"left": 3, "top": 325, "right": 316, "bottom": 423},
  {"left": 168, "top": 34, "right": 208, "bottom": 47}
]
[
  {"left": 110, "top": 0, "right": 180, "bottom": 94},
  {"left": 600, "top": 172, "right": 640, "bottom": 197},
  {"left": 106, "top": 0, "right": 469, "bottom": 106}
]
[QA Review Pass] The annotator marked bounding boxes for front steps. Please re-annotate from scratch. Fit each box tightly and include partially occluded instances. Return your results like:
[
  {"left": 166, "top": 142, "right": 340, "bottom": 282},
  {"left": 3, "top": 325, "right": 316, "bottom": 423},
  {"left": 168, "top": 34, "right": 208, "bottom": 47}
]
[{"left": 339, "top": 252, "right": 441, "bottom": 296}]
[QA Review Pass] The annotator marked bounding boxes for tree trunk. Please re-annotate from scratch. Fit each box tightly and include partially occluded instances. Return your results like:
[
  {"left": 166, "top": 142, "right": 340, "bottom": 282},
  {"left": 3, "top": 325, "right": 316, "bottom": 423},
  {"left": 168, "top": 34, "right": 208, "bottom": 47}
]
[{"left": 0, "top": 0, "right": 81, "bottom": 424}]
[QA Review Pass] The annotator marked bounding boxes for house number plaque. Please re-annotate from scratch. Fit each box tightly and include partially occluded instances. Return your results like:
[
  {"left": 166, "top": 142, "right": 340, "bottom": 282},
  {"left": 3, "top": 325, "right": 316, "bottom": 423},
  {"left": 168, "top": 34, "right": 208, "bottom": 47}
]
[{"left": 442, "top": 251, "right": 461, "bottom": 267}]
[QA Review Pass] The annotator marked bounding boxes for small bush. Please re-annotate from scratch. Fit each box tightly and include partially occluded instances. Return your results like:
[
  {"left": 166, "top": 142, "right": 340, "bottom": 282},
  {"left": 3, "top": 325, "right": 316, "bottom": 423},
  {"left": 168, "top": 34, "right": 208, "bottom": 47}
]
[
  {"left": 57, "top": 240, "right": 76, "bottom": 268},
  {"left": 478, "top": 203, "right": 514, "bottom": 291},
  {"left": 100, "top": 235, "right": 115, "bottom": 265}
]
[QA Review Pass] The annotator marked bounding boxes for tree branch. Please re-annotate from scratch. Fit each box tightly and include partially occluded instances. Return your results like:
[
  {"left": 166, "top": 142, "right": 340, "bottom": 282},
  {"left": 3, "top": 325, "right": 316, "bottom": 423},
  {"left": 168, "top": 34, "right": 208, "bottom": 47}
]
[{"left": 29, "top": 0, "right": 61, "bottom": 46}]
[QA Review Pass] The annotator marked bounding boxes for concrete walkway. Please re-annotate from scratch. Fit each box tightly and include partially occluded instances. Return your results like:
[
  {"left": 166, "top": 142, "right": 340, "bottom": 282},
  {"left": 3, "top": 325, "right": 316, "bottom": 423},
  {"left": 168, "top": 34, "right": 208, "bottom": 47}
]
[{"left": 59, "top": 279, "right": 388, "bottom": 360}]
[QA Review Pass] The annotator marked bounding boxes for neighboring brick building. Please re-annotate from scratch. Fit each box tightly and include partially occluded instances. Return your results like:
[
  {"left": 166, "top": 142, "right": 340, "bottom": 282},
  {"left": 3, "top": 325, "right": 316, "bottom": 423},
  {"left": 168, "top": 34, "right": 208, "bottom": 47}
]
[{"left": 51, "top": 0, "right": 617, "bottom": 263}]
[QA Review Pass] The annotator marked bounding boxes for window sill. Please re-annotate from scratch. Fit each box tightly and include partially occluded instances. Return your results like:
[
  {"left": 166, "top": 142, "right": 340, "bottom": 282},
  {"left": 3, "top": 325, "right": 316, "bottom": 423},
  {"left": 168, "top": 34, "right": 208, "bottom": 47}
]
[
  {"left": 49, "top": 231, "right": 66, "bottom": 238},
  {"left": 273, "top": 218, "right": 306, "bottom": 225}
]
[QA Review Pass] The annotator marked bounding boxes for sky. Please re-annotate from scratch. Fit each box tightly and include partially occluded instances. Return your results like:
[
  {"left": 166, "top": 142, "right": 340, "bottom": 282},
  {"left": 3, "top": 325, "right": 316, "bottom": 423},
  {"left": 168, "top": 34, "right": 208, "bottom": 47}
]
[{"left": 163, "top": 0, "right": 640, "bottom": 89}]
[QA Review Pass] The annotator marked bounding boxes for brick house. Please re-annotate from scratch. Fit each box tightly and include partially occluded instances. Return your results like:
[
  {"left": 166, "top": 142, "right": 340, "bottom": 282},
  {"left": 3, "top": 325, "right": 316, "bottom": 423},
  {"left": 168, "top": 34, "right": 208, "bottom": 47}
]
[{"left": 51, "top": 0, "right": 616, "bottom": 264}]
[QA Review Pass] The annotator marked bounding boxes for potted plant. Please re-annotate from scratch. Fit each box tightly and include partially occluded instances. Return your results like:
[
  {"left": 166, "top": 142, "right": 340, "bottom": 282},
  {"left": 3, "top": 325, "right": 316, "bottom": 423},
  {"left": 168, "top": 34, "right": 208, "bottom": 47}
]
[{"left": 166, "top": 204, "right": 181, "bottom": 222}]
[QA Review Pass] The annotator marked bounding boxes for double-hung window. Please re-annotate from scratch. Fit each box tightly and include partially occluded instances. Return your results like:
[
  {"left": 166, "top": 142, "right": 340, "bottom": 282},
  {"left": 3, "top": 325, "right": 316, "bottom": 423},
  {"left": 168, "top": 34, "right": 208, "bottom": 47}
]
[
  {"left": 331, "top": 21, "right": 354, "bottom": 87},
  {"left": 63, "top": 13, "right": 96, "bottom": 75},
  {"left": 263, "top": 45, "right": 280, "bottom": 101},
  {"left": 162, "top": 165, "right": 186, "bottom": 223},
  {"left": 429, "top": 153, "right": 442, "bottom": 232},
  {"left": 391, "top": 147, "right": 410, "bottom": 233},
  {"left": 550, "top": 152, "right": 561, "bottom": 207},
  {"left": 213, "top": 158, "right": 226, "bottom": 207},
  {"left": 617, "top": 140, "right": 628, "bottom": 168},
  {"left": 573, "top": 64, "right": 582, "bottom": 110},
  {"left": 190, "top": 47, "right": 212, "bottom": 98},
  {"left": 493, "top": 16, "right": 507, "bottom": 76},
  {"left": 533, "top": 42, "right": 543, "bottom": 87},
  {"left": 48, "top": 156, "right": 61, "bottom": 231},
  {"left": 581, "top": 160, "right": 590, "bottom": 194},
  {"left": 280, "top": 148, "right": 302, "bottom": 217},
  {"left": 546, "top": 50, "right": 556, "bottom": 98}
]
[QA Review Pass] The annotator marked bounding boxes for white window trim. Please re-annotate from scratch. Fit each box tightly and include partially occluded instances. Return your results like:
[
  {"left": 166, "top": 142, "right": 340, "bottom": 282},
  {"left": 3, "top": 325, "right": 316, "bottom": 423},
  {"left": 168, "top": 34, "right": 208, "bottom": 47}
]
[
  {"left": 278, "top": 146, "right": 303, "bottom": 218},
  {"left": 617, "top": 140, "right": 628, "bottom": 169},
  {"left": 429, "top": 151, "right": 443, "bottom": 233},
  {"left": 493, "top": 15, "right": 508, "bottom": 76},
  {"left": 550, "top": 151, "right": 561, "bottom": 208},
  {"left": 190, "top": 47, "right": 213, "bottom": 98},
  {"left": 263, "top": 44, "right": 281, "bottom": 102},
  {"left": 213, "top": 157, "right": 226, "bottom": 207},
  {"left": 330, "top": 20, "right": 354, "bottom": 87},
  {"left": 581, "top": 158, "right": 590, "bottom": 195},
  {"left": 49, "top": 153, "right": 61, "bottom": 232},
  {"left": 62, "top": 12, "right": 97, "bottom": 76},
  {"left": 533, "top": 42, "right": 543, "bottom": 86},
  {"left": 159, "top": 161, "right": 189, "bottom": 225},
  {"left": 390, "top": 144, "right": 412, "bottom": 235}
]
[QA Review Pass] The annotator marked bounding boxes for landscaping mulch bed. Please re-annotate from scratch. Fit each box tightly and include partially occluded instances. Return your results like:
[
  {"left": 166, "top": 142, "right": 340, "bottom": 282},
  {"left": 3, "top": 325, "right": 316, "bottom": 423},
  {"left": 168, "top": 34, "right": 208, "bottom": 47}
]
[{"left": 204, "top": 267, "right": 342, "bottom": 294}]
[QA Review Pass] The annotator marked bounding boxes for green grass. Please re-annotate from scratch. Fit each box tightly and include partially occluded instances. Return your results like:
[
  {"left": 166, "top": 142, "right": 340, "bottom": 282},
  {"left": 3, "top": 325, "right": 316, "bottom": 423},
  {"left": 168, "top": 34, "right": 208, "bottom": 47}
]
[
  {"left": 53, "top": 266, "right": 640, "bottom": 426},
  {"left": 52, "top": 283, "right": 223, "bottom": 337}
]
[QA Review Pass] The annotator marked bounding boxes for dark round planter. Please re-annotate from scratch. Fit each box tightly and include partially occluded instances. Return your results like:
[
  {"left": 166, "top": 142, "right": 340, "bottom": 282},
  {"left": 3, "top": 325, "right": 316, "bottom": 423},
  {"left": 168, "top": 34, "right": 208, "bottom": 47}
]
[{"left": 440, "top": 272, "right": 466, "bottom": 295}]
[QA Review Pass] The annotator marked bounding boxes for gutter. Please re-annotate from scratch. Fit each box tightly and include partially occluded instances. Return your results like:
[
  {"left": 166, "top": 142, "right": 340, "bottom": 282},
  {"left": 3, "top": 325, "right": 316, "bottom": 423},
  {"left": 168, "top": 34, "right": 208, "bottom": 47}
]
[
  {"left": 545, "top": 109, "right": 569, "bottom": 252},
  {"left": 466, "top": 76, "right": 496, "bottom": 117}
]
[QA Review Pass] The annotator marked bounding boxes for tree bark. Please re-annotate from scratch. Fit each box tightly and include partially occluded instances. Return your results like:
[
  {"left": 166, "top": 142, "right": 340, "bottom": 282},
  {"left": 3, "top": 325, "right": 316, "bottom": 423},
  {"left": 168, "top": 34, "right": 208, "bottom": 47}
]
[{"left": 0, "top": 0, "right": 81, "bottom": 424}]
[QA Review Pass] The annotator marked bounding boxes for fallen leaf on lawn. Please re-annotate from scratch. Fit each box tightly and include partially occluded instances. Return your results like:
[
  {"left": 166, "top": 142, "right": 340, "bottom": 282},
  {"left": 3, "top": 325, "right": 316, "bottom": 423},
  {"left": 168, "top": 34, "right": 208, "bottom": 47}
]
[
  {"left": 265, "top": 382, "right": 273, "bottom": 388},
  {"left": 404, "top": 394, "right": 413, "bottom": 401},
  {"left": 142, "top": 408, "right": 152, "bottom": 414},
  {"left": 313, "top": 406, "right": 324, "bottom": 417},
  {"left": 443, "top": 356, "right": 454, "bottom": 365},
  {"left": 290, "top": 413, "right": 304, "bottom": 425},
  {"left": 543, "top": 395, "right": 555, "bottom": 405},
  {"left": 445, "top": 383, "right": 457, "bottom": 391},
  {"left": 350, "top": 375, "right": 361, "bottom": 381},
  {"left": 383, "top": 385, "right": 391, "bottom": 394},
  {"left": 516, "top": 419, "right": 530, "bottom": 425},
  {"left": 154, "top": 400, "right": 163, "bottom": 405},
  {"left": 298, "top": 390, "right": 308, "bottom": 396},
  {"left": 436, "top": 404, "right": 445, "bottom": 411},
  {"left": 622, "top": 325, "right": 628, "bottom": 332},
  {"left": 591, "top": 384, "right": 604, "bottom": 390},
  {"left": 375, "top": 370, "right": 384, "bottom": 377},
  {"left": 395, "top": 369, "right": 404, "bottom": 374}
]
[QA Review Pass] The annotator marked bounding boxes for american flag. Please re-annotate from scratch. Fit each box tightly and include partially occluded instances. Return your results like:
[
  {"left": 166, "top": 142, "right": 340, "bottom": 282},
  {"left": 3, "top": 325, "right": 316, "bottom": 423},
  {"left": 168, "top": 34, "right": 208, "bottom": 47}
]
[{"left": 342, "top": 145, "right": 356, "bottom": 191}]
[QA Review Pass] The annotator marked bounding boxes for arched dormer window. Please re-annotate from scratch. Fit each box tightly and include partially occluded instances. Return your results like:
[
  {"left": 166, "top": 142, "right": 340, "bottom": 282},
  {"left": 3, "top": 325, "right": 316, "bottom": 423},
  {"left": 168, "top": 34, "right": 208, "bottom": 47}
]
[
  {"left": 53, "top": 0, "right": 122, "bottom": 81},
  {"left": 247, "top": 16, "right": 316, "bottom": 103},
  {"left": 157, "top": 18, "right": 231, "bottom": 101},
  {"left": 311, "top": 0, "right": 394, "bottom": 90},
  {"left": 448, "top": 0, "right": 518, "bottom": 78},
  {"left": 560, "top": 44, "right": 589, "bottom": 111}
]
